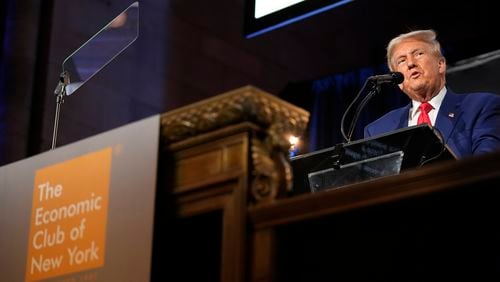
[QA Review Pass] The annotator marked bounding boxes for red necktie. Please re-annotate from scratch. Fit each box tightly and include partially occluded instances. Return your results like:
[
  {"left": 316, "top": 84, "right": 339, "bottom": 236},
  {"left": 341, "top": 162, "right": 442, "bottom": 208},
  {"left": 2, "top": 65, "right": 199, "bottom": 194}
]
[{"left": 417, "top": 102, "right": 433, "bottom": 126}]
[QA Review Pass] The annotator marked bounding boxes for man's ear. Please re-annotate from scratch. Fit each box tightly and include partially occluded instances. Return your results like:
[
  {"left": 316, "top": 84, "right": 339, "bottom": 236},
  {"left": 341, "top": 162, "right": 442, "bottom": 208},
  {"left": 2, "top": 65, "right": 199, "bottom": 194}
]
[{"left": 438, "top": 57, "right": 446, "bottom": 74}]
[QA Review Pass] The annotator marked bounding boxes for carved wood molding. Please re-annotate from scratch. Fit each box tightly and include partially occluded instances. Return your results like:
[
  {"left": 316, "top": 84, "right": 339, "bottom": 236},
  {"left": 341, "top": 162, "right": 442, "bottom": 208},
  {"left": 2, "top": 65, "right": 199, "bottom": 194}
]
[
  {"left": 250, "top": 137, "right": 293, "bottom": 204},
  {"left": 160, "top": 85, "right": 309, "bottom": 150},
  {"left": 160, "top": 85, "right": 309, "bottom": 204}
]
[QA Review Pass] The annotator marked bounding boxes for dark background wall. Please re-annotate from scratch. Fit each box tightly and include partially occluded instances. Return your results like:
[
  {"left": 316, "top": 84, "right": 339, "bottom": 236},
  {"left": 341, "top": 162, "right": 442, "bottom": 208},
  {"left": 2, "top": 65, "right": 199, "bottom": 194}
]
[{"left": 1, "top": 0, "right": 499, "bottom": 166}]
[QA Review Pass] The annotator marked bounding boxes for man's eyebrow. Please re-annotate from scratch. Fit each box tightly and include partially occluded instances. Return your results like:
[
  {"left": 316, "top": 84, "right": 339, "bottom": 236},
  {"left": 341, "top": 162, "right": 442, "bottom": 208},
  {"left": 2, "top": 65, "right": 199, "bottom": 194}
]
[{"left": 395, "top": 48, "right": 422, "bottom": 58}]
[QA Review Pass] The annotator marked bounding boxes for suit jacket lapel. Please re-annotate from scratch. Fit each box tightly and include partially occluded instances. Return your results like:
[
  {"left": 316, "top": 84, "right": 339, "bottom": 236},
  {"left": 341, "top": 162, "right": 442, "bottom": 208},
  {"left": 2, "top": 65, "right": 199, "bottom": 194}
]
[
  {"left": 435, "top": 90, "right": 463, "bottom": 142},
  {"left": 398, "top": 104, "right": 411, "bottom": 128}
]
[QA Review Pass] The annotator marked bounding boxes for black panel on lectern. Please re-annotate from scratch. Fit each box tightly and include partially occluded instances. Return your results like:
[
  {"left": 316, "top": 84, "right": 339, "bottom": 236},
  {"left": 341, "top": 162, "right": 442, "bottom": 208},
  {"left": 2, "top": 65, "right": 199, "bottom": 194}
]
[{"left": 290, "top": 125, "right": 456, "bottom": 194}]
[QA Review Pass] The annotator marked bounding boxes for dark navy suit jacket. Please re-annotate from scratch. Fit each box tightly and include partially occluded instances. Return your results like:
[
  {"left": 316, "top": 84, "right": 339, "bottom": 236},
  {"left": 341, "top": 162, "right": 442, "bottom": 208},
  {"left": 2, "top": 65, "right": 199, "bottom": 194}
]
[{"left": 364, "top": 90, "right": 500, "bottom": 158}]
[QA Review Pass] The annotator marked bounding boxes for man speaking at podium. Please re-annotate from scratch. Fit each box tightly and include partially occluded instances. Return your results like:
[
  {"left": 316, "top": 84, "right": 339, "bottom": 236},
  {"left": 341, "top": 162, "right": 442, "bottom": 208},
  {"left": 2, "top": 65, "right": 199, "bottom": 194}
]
[{"left": 364, "top": 29, "right": 500, "bottom": 158}]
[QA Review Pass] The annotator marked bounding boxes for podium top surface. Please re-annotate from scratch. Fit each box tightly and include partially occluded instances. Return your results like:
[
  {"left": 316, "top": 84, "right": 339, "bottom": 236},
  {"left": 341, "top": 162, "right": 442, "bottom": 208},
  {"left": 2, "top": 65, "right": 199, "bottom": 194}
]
[
  {"left": 293, "top": 125, "right": 455, "bottom": 165},
  {"left": 290, "top": 125, "right": 456, "bottom": 194}
]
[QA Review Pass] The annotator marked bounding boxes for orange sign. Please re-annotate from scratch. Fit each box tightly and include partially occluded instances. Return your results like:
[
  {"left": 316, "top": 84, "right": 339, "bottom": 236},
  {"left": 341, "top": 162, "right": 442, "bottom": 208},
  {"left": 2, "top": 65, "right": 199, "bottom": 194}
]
[{"left": 25, "top": 148, "right": 112, "bottom": 281}]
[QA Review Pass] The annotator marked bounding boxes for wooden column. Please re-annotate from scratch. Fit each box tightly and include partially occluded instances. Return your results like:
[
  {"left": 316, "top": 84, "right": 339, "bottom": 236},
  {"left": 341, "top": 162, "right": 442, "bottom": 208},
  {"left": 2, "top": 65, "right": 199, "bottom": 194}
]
[{"left": 156, "top": 85, "right": 309, "bottom": 282}]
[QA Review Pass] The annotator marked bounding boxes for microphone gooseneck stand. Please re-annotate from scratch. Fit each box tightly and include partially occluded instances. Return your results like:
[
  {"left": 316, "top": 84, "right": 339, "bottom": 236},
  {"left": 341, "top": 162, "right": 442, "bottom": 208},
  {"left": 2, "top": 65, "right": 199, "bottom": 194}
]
[
  {"left": 341, "top": 80, "right": 381, "bottom": 143},
  {"left": 345, "top": 83, "right": 381, "bottom": 143},
  {"left": 341, "top": 72, "right": 404, "bottom": 143}
]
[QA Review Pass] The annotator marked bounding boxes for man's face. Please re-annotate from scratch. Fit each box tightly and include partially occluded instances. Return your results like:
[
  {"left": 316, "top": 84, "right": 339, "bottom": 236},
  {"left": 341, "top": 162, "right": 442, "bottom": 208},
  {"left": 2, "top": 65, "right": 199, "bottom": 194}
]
[{"left": 391, "top": 39, "right": 446, "bottom": 101}]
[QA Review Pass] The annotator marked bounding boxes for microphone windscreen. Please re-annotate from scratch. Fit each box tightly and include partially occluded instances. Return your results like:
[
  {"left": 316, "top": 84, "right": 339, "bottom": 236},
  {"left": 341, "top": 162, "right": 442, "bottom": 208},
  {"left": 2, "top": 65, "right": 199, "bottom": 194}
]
[{"left": 391, "top": 72, "right": 404, "bottom": 84}]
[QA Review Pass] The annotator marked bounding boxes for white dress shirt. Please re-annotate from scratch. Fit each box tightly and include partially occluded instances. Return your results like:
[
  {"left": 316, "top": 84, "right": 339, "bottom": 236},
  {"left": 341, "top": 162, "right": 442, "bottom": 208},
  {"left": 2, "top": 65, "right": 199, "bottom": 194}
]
[{"left": 408, "top": 87, "right": 447, "bottom": 127}]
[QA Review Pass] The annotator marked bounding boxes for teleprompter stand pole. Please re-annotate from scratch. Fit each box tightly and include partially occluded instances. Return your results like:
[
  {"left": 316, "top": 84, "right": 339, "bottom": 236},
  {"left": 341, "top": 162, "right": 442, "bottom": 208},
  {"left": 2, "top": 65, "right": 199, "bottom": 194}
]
[{"left": 51, "top": 71, "right": 69, "bottom": 150}]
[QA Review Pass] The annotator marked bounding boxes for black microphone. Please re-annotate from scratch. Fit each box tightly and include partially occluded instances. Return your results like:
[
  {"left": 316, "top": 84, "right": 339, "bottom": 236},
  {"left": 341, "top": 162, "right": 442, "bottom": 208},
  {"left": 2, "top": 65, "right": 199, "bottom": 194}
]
[{"left": 368, "top": 72, "right": 404, "bottom": 84}]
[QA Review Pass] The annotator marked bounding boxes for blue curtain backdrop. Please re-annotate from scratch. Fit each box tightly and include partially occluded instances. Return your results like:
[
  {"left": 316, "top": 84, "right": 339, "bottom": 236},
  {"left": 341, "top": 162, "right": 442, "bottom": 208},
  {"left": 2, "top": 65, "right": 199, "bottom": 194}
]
[{"left": 281, "top": 65, "right": 410, "bottom": 154}]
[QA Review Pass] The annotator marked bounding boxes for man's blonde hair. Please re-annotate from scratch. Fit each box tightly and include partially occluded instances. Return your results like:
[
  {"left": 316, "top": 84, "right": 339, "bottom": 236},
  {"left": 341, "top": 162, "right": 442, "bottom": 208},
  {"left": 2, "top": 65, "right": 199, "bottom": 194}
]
[{"left": 386, "top": 29, "right": 443, "bottom": 70}]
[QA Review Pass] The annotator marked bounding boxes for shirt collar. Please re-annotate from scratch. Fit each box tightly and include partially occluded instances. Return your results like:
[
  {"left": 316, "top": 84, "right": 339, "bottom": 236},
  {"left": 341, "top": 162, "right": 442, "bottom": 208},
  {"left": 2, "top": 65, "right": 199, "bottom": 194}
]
[{"left": 410, "top": 86, "right": 447, "bottom": 119}]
